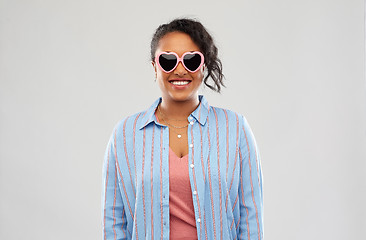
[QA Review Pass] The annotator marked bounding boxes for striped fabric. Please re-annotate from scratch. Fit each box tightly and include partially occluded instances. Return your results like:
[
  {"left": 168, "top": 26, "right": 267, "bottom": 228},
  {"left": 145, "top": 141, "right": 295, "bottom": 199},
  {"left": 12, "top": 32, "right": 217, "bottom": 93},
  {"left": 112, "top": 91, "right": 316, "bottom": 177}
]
[{"left": 102, "top": 95, "right": 263, "bottom": 240}]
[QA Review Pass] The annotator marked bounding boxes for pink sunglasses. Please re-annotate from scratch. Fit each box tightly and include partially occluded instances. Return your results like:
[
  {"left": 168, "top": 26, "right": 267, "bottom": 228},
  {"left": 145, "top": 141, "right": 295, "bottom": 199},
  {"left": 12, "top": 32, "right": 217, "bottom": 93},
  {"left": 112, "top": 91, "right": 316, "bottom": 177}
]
[{"left": 155, "top": 51, "right": 205, "bottom": 73}]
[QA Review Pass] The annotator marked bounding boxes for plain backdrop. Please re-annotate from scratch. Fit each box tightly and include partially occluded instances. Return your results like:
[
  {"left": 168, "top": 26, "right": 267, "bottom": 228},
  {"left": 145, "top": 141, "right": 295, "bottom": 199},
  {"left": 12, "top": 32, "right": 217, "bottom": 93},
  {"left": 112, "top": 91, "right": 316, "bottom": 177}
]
[{"left": 1, "top": 0, "right": 365, "bottom": 239}]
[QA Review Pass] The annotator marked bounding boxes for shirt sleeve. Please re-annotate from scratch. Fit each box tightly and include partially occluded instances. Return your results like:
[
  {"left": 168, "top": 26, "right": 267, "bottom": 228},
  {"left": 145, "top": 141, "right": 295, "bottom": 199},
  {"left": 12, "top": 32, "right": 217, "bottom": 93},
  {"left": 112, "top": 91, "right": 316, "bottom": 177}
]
[
  {"left": 238, "top": 115, "right": 264, "bottom": 240},
  {"left": 101, "top": 128, "right": 128, "bottom": 240}
]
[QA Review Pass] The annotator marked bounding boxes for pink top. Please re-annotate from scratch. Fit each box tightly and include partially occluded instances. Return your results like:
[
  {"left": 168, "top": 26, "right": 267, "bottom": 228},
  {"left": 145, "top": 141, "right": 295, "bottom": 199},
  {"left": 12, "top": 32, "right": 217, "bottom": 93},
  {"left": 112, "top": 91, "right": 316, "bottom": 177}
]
[{"left": 169, "top": 147, "right": 198, "bottom": 240}]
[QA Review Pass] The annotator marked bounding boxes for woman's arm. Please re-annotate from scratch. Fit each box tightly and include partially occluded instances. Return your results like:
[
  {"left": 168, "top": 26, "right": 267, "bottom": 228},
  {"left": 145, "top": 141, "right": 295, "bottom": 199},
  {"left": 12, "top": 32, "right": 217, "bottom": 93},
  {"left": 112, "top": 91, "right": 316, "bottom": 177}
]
[
  {"left": 238, "top": 115, "right": 264, "bottom": 240},
  {"left": 101, "top": 129, "right": 128, "bottom": 240}
]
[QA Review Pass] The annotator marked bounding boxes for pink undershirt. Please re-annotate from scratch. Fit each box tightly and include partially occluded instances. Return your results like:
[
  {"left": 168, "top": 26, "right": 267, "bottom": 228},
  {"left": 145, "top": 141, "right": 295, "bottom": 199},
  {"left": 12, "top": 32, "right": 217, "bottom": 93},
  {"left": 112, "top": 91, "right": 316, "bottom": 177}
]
[
  {"left": 155, "top": 111, "right": 197, "bottom": 239},
  {"left": 169, "top": 147, "right": 198, "bottom": 240}
]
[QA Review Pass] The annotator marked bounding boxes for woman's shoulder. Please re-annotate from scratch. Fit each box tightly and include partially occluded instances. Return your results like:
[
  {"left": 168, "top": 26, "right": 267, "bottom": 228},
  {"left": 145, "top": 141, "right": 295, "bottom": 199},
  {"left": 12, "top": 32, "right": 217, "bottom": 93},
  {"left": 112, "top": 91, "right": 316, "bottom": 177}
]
[
  {"left": 113, "top": 96, "right": 162, "bottom": 131},
  {"left": 112, "top": 110, "right": 149, "bottom": 133},
  {"left": 207, "top": 106, "right": 257, "bottom": 148},
  {"left": 208, "top": 105, "right": 247, "bottom": 123},
  {"left": 207, "top": 105, "right": 255, "bottom": 135}
]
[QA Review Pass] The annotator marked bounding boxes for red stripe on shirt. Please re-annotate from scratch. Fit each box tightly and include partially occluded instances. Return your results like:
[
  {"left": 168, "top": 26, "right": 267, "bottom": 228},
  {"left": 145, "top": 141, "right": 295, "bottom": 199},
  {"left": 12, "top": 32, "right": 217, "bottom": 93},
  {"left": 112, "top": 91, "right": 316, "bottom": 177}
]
[
  {"left": 113, "top": 166, "right": 118, "bottom": 240},
  {"left": 103, "top": 145, "right": 110, "bottom": 240},
  {"left": 198, "top": 102, "right": 208, "bottom": 240},
  {"left": 114, "top": 130, "right": 134, "bottom": 221},
  {"left": 190, "top": 124, "right": 202, "bottom": 240},
  {"left": 150, "top": 126, "right": 155, "bottom": 240},
  {"left": 223, "top": 109, "right": 229, "bottom": 184},
  {"left": 123, "top": 117, "right": 136, "bottom": 198},
  {"left": 159, "top": 127, "right": 164, "bottom": 240},
  {"left": 226, "top": 113, "right": 239, "bottom": 212},
  {"left": 255, "top": 147, "right": 261, "bottom": 189},
  {"left": 213, "top": 108, "right": 223, "bottom": 240},
  {"left": 206, "top": 116, "right": 217, "bottom": 240},
  {"left": 242, "top": 125, "right": 261, "bottom": 240},
  {"left": 133, "top": 113, "right": 142, "bottom": 189},
  {"left": 142, "top": 127, "right": 147, "bottom": 236},
  {"left": 239, "top": 150, "right": 250, "bottom": 240}
]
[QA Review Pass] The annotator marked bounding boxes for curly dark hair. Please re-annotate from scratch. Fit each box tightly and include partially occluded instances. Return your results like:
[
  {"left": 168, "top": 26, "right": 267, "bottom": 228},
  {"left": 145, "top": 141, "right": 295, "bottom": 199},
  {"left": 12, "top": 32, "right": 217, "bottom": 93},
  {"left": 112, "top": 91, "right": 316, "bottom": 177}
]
[{"left": 150, "top": 18, "right": 225, "bottom": 93}]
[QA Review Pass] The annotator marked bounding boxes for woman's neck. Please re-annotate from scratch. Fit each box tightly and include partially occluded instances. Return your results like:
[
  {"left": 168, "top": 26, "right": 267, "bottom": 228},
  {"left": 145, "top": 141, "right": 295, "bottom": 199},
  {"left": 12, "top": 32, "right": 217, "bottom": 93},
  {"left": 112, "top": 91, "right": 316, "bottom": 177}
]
[{"left": 158, "top": 96, "right": 200, "bottom": 120}]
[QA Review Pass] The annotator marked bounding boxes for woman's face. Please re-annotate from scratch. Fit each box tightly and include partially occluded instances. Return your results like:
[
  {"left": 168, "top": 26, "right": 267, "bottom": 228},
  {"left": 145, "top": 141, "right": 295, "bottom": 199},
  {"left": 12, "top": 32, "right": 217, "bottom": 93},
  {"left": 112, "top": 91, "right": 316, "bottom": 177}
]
[{"left": 152, "top": 31, "right": 204, "bottom": 103}]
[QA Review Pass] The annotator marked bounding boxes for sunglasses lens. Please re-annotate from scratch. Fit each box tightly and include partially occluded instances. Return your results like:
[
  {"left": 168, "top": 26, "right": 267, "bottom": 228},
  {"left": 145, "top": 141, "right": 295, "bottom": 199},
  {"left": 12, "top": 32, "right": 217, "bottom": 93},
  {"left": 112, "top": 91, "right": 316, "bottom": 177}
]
[
  {"left": 183, "top": 53, "right": 202, "bottom": 72},
  {"left": 159, "top": 54, "right": 177, "bottom": 72}
]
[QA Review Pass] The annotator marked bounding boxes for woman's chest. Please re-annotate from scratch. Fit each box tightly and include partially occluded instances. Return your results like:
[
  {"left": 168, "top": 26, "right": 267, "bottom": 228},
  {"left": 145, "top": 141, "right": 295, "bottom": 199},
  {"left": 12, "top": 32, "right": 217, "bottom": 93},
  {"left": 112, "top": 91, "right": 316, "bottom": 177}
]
[{"left": 116, "top": 125, "right": 242, "bottom": 195}]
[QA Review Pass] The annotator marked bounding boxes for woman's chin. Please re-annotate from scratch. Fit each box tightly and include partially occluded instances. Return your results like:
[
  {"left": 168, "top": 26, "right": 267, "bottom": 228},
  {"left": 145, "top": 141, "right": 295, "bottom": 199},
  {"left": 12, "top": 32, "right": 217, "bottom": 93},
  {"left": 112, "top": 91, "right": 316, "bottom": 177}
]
[{"left": 168, "top": 90, "right": 200, "bottom": 102}]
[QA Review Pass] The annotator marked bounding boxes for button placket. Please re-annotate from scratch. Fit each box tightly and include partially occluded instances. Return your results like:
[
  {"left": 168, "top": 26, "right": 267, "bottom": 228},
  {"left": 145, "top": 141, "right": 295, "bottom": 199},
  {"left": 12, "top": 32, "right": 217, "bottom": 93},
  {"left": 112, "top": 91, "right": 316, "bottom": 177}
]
[{"left": 187, "top": 120, "right": 201, "bottom": 237}]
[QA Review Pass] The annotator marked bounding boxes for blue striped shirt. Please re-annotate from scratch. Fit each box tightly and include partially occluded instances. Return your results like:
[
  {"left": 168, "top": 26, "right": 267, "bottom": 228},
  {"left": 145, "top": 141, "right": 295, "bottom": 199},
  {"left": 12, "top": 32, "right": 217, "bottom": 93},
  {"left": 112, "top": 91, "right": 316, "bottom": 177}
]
[{"left": 102, "top": 95, "right": 263, "bottom": 240}]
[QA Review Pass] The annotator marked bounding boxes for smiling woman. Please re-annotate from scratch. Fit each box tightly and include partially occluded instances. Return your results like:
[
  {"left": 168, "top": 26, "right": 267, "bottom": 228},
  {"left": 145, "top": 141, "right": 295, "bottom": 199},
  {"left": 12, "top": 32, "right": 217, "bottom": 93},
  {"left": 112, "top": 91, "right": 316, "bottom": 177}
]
[{"left": 102, "top": 18, "right": 263, "bottom": 240}]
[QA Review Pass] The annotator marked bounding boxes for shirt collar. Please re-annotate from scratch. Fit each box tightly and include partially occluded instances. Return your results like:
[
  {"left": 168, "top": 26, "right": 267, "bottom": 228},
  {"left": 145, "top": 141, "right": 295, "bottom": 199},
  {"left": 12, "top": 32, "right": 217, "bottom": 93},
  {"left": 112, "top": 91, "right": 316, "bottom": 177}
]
[{"left": 138, "top": 95, "right": 210, "bottom": 130}]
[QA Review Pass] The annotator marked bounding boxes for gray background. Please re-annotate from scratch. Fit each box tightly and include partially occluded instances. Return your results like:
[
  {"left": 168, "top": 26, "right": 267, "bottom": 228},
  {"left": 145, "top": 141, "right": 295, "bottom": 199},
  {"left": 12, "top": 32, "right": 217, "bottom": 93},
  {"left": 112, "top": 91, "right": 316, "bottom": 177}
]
[{"left": 1, "top": 0, "right": 365, "bottom": 239}]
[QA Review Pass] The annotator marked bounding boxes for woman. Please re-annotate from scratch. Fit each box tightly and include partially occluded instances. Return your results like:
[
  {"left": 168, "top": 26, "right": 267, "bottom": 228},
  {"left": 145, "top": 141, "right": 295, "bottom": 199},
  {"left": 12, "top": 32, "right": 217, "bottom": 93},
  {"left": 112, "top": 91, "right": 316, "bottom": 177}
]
[{"left": 102, "top": 18, "right": 263, "bottom": 240}]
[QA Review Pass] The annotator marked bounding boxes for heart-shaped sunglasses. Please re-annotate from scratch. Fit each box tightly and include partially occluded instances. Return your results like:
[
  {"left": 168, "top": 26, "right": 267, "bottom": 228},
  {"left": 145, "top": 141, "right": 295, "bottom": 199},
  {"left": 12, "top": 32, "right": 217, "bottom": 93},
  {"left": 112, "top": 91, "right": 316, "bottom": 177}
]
[{"left": 155, "top": 51, "right": 204, "bottom": 73}]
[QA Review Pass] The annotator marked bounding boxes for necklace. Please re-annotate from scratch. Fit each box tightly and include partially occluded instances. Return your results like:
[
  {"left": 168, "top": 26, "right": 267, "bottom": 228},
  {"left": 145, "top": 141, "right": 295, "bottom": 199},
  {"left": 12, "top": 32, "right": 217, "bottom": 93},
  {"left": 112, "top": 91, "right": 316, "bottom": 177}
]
[
  {"left": 157, "top": 104, "right": 188, "bottom": 139},
  {"left": 167, "top": 126, "right": 186, "bottom": 139}
]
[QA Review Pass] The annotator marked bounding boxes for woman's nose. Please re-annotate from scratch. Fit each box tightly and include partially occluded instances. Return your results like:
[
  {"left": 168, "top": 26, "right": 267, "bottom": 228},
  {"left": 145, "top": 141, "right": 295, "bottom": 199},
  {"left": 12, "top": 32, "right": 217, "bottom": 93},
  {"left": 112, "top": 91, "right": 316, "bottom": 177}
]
[{"left": 173, "top": 61, "right": 187, "bottom": 75}]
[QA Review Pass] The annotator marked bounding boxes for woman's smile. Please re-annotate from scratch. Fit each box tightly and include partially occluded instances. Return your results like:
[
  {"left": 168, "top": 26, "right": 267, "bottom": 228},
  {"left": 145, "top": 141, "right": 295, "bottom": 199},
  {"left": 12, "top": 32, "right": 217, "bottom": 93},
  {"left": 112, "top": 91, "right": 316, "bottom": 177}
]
[{"left": 169, "top": 78, "right": 192, "bottom": 88}]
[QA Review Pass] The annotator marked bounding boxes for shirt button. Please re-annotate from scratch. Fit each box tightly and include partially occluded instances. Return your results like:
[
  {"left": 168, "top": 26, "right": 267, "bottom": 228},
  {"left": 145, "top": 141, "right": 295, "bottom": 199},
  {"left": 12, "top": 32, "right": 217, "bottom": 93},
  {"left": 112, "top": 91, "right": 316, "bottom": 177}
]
[
  {"left": 190, "top": 164, "right": 194, "bottom": 168},
  {"left": 189, "top": 144, "right": 193, "bottom": 148},
  {"left": 190, "top": 121, "right": 194, "bottom": 125},
  {"left": 189, "top": 116, "right": 193, "bottom": 120},
  {"left": 197, "top": 218, "right": 201, "bottom": 223},
  {"left": 193, "top": 191, "right": 197, "bottom": 195}
]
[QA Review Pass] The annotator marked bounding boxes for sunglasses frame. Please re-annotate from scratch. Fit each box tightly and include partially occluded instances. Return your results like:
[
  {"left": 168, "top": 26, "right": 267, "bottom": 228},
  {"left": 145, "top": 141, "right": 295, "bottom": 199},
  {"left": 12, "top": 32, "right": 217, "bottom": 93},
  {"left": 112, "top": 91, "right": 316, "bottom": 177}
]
[{"left": 155, "top": 51, "right": 205, "bottom": 73}]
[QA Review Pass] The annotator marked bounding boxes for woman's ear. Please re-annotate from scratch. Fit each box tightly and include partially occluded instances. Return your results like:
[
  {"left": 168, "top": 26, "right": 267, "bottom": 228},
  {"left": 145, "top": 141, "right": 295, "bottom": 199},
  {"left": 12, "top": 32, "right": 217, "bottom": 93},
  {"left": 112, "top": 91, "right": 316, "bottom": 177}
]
[
  {"left": 152, "top": 61, "right": 157, "bottom": 81},
  {"left": 151, "top": 61, "right": 157, "bottom": 73}
]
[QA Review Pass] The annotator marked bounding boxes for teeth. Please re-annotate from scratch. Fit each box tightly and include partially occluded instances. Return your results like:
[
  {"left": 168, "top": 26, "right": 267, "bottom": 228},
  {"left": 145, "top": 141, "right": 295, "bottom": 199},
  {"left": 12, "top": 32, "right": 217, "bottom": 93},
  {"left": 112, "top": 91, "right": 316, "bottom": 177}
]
[{"left": 171, "top": 81, "right": 190, "bottom": 85}]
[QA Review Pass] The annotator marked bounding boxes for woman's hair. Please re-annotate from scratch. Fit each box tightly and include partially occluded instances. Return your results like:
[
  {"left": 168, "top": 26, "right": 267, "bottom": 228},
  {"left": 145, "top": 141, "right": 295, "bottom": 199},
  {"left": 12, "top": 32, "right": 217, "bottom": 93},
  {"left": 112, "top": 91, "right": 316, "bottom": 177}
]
[{"left": 150, "top": 18, "right": 225, "bottom": 93}]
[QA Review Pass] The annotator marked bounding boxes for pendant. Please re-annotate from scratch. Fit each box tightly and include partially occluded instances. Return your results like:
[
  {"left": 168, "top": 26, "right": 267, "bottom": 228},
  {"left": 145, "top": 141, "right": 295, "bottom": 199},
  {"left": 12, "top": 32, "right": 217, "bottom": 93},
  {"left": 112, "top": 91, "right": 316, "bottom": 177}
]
[{"left": 177, "top": 134, "right": 182, "bottom": 138}]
